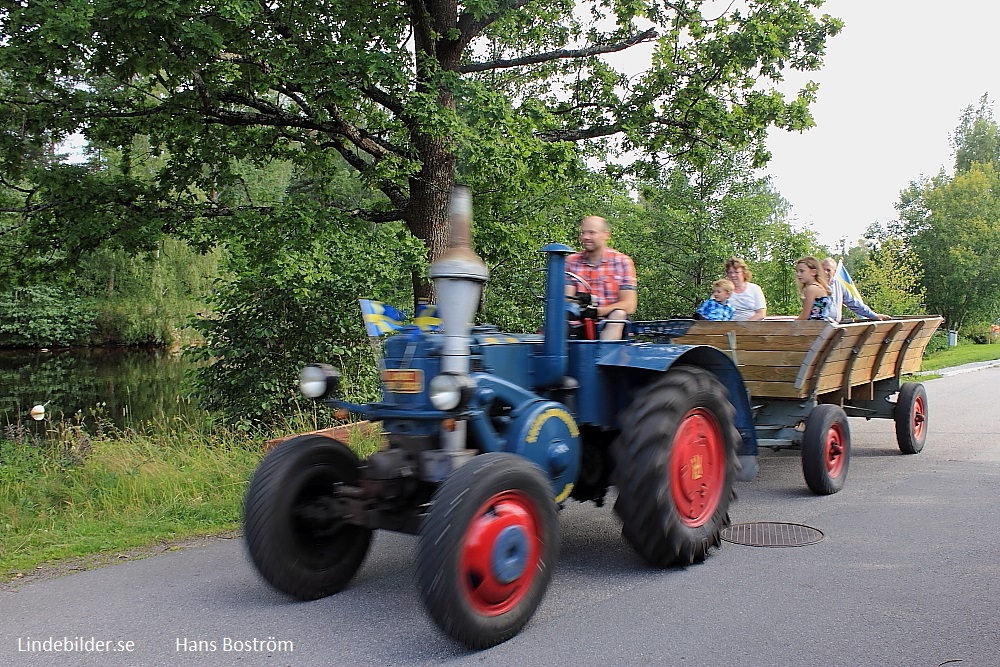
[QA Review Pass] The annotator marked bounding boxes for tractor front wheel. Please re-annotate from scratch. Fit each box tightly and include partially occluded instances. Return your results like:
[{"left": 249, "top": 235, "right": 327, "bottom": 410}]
[
  {"left": 243, "top": 435, "right": 372, "bottom": 599},
  {"left": 612, "top": 366, "right": 740, "bottom": 567},
  {"left": 416, "top": 453, "right": 558, "bottom": 650},
  {"left": 801, "top": 405, "right": 851, "bottom": 495}
]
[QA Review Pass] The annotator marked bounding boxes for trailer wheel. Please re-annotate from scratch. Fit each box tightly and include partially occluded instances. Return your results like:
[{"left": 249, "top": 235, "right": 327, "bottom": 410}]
[
  {"left": 802, "top": 405, "right": 851, "bottom": 495},
  {"left": 894, "top": 382, "right": 928, "bottom": 454},
  {"left": 416, "top": 453, "right": 558, "bottom": 650},
  {"left": 612, "top": 367, "right": 739, "bottom": 567},
  {"left": 243, "top": 435, "right": 372, "bottom": 600}
]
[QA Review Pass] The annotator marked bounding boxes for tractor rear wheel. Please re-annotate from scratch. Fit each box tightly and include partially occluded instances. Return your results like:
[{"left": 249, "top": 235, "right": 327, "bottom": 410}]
[
  {"left": 894, "top": 382, "right": 928, "bottom": 454},
  {"left": 801, "top": 405, "right": 851, "bottom": 495},
  {"left": 243, "top": 435, "right": 372, "bottom": 600},
  {"left": 416, "top": 453, "right": 558, "bottom": 649},
  {"left": 612, "top": 366, "right": 739, "bottom": 567}
]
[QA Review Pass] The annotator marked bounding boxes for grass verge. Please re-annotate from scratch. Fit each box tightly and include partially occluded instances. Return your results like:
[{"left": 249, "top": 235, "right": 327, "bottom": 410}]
[
  {"left": 918, "top": 339, "right": 1000, "bottom": 371},
  {"left": 0, "top": 417, "right": 380, "bottom": 581}
]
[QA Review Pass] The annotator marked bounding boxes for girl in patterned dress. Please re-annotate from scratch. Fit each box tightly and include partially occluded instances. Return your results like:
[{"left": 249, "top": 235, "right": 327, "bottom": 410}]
[{"left": 794, "top": 256, "right": 832, "bottom": 321}]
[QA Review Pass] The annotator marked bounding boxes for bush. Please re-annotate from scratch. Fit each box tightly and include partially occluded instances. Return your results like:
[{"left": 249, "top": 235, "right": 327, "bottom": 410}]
[
  {"left": 960, "top": 322, "right": 997, "bottom": 345},
  {"left": 0, "top": 286, "right": 96, "bottom": 347},
  {"left": 924, "top": 330, "right": 949, "bottom": 356},
  {"left": 188, "top": 206, "right": 424, "bottom": 429}
]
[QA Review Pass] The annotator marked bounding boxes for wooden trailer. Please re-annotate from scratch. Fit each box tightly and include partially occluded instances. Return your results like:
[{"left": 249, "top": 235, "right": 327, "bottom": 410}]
[{"left": 668, "top": 316, "right": 944, "bottom": 494}]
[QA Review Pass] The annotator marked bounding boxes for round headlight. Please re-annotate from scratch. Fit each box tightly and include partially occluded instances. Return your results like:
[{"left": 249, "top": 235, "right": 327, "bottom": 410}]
[
  {"left": 299, "top": 364, "right": 339, "bottom": 399},
  {"left": 429, "top": 373, "right": 462, "bottom": 410}
]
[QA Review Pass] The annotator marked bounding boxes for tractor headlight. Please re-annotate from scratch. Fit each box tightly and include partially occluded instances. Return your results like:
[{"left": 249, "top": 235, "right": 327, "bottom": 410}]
[
  {"left": 299, "top": 363, "right": 340, "bottom": 399},
  {"left": 429, "top": 372, "right": 475, "bottom": 411}
]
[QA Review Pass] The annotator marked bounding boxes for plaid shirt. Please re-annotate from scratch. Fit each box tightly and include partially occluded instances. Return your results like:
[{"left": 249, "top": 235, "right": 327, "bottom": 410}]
[
  {"left": 566, "top": 248, "right": 636, "bottom": 309},
  {"left": 695, "top": 298, "right": 734, "bottom": 321}
]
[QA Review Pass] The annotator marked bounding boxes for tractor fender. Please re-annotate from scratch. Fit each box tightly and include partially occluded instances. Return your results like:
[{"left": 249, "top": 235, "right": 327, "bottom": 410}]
[
  {"left": 596, "top": 344, "right": 758, "bottom": 459},
  {"left": 466, "top": 373, "right": 581, "bottom": 501}
]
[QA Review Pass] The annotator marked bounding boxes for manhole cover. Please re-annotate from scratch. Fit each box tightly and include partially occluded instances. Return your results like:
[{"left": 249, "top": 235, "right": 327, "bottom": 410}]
[{"left": 720, "top": 522, "right": 824, "bottom": 547}]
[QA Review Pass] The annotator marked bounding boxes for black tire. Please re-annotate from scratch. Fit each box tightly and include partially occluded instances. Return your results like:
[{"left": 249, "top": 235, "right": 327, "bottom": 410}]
[
  {"left": 894, "top": 382, "right": 928, "bottom": 454},
  {"left": 416, "top": 453, "right": 559, "bottom": 650},
  {"left": 243, "top": 435, "right": 372, "bottom": 600},
  {"left": 801, "top": 405, "right": 851, "bottom": 495},
  {"left": 611, "top": 366, "right": 740, "bottom": 567}
]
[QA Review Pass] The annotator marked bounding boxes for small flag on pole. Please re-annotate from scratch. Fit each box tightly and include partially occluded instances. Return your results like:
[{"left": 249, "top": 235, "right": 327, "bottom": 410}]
[
  {"left": 359, "top": 299, "right": 406, "bottom": 337},
  {"left": 413, "top": 302, "right": 441, "bottom": 332},
  {"left": 834, "top": 260, "right": 864, "bottom": 303}
]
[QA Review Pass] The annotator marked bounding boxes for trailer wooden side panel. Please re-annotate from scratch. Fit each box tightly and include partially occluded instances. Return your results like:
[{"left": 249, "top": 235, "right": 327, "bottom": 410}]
[{"left": 674, "top": 316, "right": 943, "bottom": 400}]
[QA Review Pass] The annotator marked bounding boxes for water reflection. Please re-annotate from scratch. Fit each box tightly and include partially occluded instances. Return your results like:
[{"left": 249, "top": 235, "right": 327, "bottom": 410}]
[{"left": 0, "top": 347, "right": 206, "bottom": 435}]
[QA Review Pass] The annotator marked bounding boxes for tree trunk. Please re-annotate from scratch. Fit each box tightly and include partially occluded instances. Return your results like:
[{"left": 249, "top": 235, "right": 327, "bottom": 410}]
[
  {"left": 405, "top": 2, "right": 462, "bottom": 308},
  {"left": 406, "top": 136, "right": 455, "bottom": 307}
]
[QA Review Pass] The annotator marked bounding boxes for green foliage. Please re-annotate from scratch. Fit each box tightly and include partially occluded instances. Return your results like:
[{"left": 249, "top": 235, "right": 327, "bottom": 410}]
[
  {"left": 952, "top": 94, "right": 1000, "bottom": 173},
  {"left": 851, "top": 236, "right": 925, "bottom": 316},
  {"left": 892, "top": 98, "right": 1000, "bottom": 330},
  {"left": 0, "top": 286, "right": 96, "bottom": 347},
  {"left": 0, "top": 0, "right": 842, "bottom": 303},
  {"left": 188, "top": 203, "right": 425, "bottom": 427},
  {"left": 614, "top": 152, "right": 822, "bottom": 319},
  {"left": 923, "top": 330, "right": 949, "bottom": 357},
  {"left": 81, "top": 239, "right": 223, "bottom": 345},
  {"left": 896, "top": 163, "right": 1000, "bottom": 329},
  {"left": 0, "top": 238, "right": 221, "bottom": 347},
  {"left": 960, "top": 322, "right": 999, "bottom": 345},
  {"left": 0, "top": 0, "right": 844, "bottom": 421}
]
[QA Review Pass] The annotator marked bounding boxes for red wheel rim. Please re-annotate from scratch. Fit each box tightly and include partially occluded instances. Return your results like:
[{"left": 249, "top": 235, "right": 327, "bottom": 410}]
[
  {"left": 459, "top": 491, "right": 541, "bottom": 616},
  {"left": 912, "top": 394, "right": 926, "bottom": 440},
  {"left": 670, "top": 408, "right": 726, "bottom": 528},
  {"left": 823, "top": 421, "right": 846, "bottom": 478}
]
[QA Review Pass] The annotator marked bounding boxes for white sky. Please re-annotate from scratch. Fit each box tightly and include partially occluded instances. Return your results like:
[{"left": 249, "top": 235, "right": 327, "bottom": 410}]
[{"left": 764, "top": 0, "right": 1000, "bottom": 250}]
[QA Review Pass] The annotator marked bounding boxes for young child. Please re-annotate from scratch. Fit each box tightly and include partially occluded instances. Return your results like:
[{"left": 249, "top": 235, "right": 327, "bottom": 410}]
[
  {"left": 794, "top": 256, "right": 832, "bottom": 320},
  {"left": 694, "top": 279, "right": 735, "bottom": 321}
]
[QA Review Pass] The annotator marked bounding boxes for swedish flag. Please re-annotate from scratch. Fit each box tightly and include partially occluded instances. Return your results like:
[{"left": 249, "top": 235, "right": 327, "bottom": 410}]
[
  {"left": 413, "top": 302, "right": 441, "bottom": 332},
  {"left": 359, "top": 299, "right": 406, "bottom": 337},
  {"left": 834, "top": 260, "right": 864, "bottom": 302}
]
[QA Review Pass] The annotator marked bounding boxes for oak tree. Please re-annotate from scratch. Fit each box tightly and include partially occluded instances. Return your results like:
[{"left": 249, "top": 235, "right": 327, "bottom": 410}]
[{"left": 1, "top": 0, "right": 842, "bottom": 302}]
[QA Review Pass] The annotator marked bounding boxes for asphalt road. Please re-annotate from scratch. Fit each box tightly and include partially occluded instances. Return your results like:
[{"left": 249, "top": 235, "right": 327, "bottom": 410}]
[{"left": 3, "top": 367, "right": 999, "bottom": 667}]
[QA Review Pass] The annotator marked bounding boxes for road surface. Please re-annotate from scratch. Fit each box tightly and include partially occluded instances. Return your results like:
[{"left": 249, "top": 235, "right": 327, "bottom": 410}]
[{"left": 3, "top": 368, "right": 999, "bottom": 666}]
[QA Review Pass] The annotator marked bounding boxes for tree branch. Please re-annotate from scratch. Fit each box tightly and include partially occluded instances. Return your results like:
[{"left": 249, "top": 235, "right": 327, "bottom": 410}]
[
  {"left": 459, "top": 28, "right": 658, "bottom": 74},
  {"left": 455, "top": 0, "right": 532, "bottom": 51}
]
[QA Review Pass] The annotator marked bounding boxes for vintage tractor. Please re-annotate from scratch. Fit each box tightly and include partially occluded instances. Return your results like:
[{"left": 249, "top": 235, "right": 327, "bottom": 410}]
[{"left": 242, "top": 187, "right": 759, "bottom": 649}]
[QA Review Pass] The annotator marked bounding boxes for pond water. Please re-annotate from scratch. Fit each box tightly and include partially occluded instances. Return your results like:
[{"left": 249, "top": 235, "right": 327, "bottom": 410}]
[{"left": 0, "top": 347, "right": 206, "bottom": 437}]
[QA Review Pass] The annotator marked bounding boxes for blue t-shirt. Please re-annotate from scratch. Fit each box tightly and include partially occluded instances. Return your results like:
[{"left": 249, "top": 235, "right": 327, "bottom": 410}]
[{"left": 695, "top": 298, "right": 734, "bottom": 321}]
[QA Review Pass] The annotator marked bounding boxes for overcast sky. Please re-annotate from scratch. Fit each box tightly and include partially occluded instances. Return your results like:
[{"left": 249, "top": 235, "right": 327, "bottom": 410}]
[{"left": 764, "top": 0, "right": 1000, "bottom": 250}]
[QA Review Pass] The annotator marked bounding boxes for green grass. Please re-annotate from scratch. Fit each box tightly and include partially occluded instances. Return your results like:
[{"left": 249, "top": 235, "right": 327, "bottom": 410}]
[
  {"left": 919, "top": 340, "right": 1000, "bottom": 371},
  {"left": 0, "top": 417, "right": 381, "bottom": 579},
  {"left": 0, "top": 424, "right": 259, "bottom": 577}
]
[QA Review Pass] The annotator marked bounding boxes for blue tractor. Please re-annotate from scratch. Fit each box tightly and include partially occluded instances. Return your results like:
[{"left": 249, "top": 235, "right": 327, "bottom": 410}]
[{"left": 242, "top": 187, "right": 759, "bottom": 649}]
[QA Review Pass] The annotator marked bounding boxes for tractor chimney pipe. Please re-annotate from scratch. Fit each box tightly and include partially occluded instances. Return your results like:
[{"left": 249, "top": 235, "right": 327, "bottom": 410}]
[{"left": 428, "top": 186, "right": 488, "bottom": 376}]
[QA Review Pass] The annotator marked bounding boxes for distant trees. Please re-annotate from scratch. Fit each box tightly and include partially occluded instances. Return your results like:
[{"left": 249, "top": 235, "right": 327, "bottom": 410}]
[
  {"left": 851, "top": 235, "right": 925, "bottom": 316},
  {"left": 892, "top": 95, "right": 1000, "bottom": 330},
  {"left": 622, "top": 150, "right": 820, "bottom": 318}
]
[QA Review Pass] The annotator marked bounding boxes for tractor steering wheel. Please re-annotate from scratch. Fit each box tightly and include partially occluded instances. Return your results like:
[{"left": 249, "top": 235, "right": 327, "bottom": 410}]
[{"left": 529, "top": 269, "right": 593, "bottom": 302}]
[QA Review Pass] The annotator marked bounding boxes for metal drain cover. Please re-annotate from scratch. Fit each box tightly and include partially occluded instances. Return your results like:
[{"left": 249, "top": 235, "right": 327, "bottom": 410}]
[{"left": 720, "top": 522, "right": 824, "bottom": 547}]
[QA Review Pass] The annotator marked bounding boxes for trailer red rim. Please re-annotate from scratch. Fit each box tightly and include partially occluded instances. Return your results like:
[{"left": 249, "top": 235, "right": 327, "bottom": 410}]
[
  {"left": 824, "top": 421, "right": 846, "bottom": 477},
  {"left": 459, "top": 491, "right": 541, "bottom": 616},
  {"left": 911, "top": 394, "right": 927, "bottom": 440},
  {"left": 670, "top": 408, "right": 726, "bottom": 528}
]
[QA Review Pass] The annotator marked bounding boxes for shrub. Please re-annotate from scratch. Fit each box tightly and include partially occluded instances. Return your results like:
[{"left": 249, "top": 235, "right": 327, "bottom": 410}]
[
  {"left": 0, "top": 286, "right": 96, "bottom": 347},
  {"left": 924, "top": 330, "right": 949, "bottom": 356},
  {"left": 960, "top": 322, "right": 996, "bottom": 345}
]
